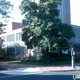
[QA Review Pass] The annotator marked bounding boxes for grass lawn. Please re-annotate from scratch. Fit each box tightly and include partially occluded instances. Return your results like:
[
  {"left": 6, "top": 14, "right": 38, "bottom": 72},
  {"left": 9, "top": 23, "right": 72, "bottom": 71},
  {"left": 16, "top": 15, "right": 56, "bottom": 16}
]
[
  {"left": 16, "top": 60, "right": 80, "bottom": 66},
  {"left": 17, "top": 61, "right": 72, "bottom": 66}
]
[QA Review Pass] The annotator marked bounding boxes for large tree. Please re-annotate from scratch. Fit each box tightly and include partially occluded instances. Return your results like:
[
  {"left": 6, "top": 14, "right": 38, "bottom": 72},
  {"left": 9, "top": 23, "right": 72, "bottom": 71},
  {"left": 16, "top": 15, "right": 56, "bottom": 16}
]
[
  {"left": 0, "top": 0, "right": 13, "bottom": 34},
  {"left": 0, "top": 0, "right": 13, "bottom": 53},
  {"left": 19, "top": 0, "right": 75, "bottom": 62},
  {"left": 0, "top": 0, "right": 13, "bottom": 22}
]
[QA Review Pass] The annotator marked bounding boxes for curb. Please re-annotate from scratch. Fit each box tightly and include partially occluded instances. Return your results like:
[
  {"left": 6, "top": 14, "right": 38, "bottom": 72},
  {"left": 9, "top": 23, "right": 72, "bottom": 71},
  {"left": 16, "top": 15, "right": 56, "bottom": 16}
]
[
  {"left": 0, "top": 69, "right": 80, "bottom": 73},
  {"left": 42, "top": 69, "right": 80, "bottom": 72}
]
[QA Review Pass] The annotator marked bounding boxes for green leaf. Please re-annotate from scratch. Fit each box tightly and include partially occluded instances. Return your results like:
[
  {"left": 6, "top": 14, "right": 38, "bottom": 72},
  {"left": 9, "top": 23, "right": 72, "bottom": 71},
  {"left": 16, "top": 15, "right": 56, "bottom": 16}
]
[{"left": 20, "top": 0, "right": 75, "bottom": 50}]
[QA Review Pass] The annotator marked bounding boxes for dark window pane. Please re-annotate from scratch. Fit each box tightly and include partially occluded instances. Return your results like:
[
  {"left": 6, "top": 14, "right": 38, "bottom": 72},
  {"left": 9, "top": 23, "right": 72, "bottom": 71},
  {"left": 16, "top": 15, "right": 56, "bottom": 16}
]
[{"left": 16, "top": 33, "right": 21, "bottom": 40}]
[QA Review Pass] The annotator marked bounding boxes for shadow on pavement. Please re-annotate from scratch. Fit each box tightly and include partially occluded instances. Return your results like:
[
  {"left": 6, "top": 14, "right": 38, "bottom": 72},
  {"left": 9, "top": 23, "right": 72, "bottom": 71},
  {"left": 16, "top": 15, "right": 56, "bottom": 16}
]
[{"left": 0, "top": 73, "right": 74, "bottom": 80}]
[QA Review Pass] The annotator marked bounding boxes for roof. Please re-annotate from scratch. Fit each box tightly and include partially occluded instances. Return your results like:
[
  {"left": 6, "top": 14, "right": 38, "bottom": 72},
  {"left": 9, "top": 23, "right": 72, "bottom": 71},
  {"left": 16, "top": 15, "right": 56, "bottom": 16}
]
[{"left": 12, "top": 22, "right": 25, "bottom": 30}]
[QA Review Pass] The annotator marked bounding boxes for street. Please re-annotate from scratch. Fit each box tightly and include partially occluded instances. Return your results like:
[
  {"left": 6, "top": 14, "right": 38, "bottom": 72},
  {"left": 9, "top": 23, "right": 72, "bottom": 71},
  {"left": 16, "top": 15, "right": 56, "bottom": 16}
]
[{"left": 0, "top": 71, "right": 80, "bottom": 80}]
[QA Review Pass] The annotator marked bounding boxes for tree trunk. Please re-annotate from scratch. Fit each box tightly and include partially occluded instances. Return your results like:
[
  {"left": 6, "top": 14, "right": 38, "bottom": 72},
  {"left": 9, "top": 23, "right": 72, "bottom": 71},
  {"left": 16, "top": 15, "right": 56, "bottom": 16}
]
[
  {"left": 46, "top": 47, "right": 50, "bottom": 63},
  {"left": 42, "top": 48, "right": 50, "bottom": 63}
]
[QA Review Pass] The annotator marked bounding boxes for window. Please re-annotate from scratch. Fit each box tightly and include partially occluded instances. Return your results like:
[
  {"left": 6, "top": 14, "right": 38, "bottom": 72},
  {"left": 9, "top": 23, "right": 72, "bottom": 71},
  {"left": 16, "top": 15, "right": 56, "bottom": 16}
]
[
  {"left": 16, "top": 32, "right": 21, "bottom": 40},
  {"left": 7, "top": 34, "right": 14, "bottom": 42}
]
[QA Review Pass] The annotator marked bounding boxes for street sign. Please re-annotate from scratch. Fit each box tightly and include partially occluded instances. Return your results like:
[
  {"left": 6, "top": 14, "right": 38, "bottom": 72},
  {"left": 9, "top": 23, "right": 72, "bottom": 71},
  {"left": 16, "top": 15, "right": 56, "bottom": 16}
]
[
  {"left": 71, "top": 48, "right": 75, "bottom": 56},
  {"left": 73, "top": 74, "right": 80, "bottom": 80}
]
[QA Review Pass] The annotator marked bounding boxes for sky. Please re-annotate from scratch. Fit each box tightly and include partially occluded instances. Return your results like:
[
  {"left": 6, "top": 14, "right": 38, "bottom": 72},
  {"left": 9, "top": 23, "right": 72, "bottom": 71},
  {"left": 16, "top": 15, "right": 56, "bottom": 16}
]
[
  {"left": 70, "top": 0, "right": 80, "bottom": 26},
  {"left": 9, "top": 0, "right": 80, "bottom": 26},
  {"left": 9, "top": 0, "right": 23, "bottom": 23}
]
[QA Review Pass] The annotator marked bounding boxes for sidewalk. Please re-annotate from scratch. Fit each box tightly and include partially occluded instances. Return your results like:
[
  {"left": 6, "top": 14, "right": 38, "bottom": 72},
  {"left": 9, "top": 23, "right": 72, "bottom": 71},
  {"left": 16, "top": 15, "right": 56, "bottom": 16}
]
[
  {"left": 0, "top": 61, "right": 80, "bottom": 72},
  {"left": 38, "top": 66, "right": 79, "bottom": 72},
  {"left": 5, "top": 66, "right": 80, "bottom": 73}
]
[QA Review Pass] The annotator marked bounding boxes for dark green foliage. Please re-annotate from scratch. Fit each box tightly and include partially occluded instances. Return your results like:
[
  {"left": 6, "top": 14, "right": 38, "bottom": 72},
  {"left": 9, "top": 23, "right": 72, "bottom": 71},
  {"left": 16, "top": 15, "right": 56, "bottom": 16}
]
[
  {"left": 0, "top": 0, "right": 13, "bottom": 21},
  {"left": 20, "top": 0, "right": 75, "bottom": 62},
  {"left": 20, "top": 0, "right": 75, "bottom": 50}
]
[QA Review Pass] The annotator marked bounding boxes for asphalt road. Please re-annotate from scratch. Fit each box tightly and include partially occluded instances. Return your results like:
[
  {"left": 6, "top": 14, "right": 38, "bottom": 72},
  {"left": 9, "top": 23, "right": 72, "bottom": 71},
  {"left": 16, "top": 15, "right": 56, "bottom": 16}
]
[{"left": 0, "top": 71, "right": 80, "bottom": 80}]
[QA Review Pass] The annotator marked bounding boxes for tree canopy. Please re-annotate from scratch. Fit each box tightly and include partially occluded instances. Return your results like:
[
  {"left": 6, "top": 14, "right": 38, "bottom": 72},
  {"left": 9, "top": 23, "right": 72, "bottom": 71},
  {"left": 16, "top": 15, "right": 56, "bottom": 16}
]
[
  {"left": 0, "top": 0, "right": 13, "bottom": 53},
  {"left": 0, "top": 0, "right": 13, "bottom": 34},
  {"left": 19, "top": 0, "right": 75, "bottom": 50},
  {"left": 0, "top": 0, "right": 13, "bottom": 22}
]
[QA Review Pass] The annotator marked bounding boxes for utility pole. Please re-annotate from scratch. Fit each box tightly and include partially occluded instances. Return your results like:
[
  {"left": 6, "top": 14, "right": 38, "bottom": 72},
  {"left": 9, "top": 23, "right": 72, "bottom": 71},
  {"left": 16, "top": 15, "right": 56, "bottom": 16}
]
[{"left": 71, "top": 47, "right": 75, "bottom": 69}]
